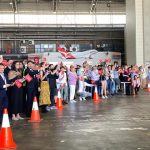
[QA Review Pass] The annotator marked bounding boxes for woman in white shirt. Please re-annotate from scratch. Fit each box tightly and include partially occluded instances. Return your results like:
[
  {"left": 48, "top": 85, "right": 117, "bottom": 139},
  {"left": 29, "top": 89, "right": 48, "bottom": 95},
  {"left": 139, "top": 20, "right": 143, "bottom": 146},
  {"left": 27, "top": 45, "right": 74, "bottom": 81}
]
[{"left": 56, "top": 66, "right": 68, "bottom": 104}]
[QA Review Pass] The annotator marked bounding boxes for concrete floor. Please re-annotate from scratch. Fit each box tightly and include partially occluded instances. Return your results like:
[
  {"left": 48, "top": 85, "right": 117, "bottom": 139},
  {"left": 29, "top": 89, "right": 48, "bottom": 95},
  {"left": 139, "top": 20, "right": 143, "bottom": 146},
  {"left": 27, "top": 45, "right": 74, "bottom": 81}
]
[{"left": 9, "top": 91, "right": 150, "bottom": 150}]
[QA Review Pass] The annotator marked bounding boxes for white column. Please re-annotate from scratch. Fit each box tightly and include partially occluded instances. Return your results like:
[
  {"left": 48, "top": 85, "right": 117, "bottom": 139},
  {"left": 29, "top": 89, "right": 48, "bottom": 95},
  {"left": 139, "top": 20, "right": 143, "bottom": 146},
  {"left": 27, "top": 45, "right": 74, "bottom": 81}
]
[
  {"left": 126, "top": 0, "right": 144, "bottom": 65},
  {"left": 143, "top": 0, "right": 150, "bottom": 65},
  {"left": 135, "top": 0, "right": 144, "bottom": 65}
]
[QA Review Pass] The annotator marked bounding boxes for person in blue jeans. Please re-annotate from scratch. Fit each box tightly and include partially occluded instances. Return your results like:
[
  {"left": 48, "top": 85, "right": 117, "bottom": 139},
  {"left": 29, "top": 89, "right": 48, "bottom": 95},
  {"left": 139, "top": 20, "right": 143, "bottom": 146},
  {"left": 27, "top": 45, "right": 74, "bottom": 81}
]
[
  {"left": 107, "top": 66, "right": 115, "bottom": 96},
  {"left": 107, "top": 78, "right": 115, "bottom": 96},
  {"left": 113, "top": 67, "right": 120, "bottom": 94},
  {"left": 147, "top": 66, "right": 150, "bottom": 83}
]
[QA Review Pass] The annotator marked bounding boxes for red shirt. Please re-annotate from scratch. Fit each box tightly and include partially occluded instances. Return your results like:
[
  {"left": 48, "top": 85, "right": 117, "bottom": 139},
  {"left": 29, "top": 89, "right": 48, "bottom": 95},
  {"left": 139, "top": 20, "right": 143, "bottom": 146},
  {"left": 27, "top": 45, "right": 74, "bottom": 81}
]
[{"left": 98, "top": 69, "right": 103, "bottom": 75}]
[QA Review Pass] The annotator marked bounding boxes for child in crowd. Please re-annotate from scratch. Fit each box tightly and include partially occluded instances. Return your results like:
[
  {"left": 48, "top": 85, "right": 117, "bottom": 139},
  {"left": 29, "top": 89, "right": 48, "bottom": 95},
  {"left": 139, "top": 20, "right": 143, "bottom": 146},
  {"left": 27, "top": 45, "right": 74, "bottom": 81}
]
[
  {"left": 132, "top": 75, "right": 140, "bottom": 95},
  {"left": 100, "top": 72, "right": 108, "bottom": 99},
  {"left": 78, "top": 81, "right": 94, "bottom": 101},
  {"left": 77, "top": 67, "right": 93, "bottom": 101}
]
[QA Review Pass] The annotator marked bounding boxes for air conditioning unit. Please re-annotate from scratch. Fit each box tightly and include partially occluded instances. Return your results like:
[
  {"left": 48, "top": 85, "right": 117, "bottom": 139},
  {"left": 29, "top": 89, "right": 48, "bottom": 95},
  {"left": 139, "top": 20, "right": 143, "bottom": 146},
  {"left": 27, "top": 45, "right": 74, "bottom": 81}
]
[
  {"left": 20, "top": 46, "right": 26, "bottom": 53},
  {"left": 20, "top": 40, "right": 26, "bottom": 44},
  {"left": 28, "top": 40, "right": 34, "bottom": 45},
  {"left": 70, "top": 44, "right": 79, "bottom": 52}
]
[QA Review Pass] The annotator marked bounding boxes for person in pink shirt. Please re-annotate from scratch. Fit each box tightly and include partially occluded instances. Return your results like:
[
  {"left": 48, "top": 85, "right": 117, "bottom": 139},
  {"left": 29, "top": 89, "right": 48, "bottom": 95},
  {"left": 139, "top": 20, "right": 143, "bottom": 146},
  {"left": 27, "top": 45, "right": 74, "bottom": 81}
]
[
  {"left": 132, "top": 75, "right": 140, "bottom": 95},
  {"left": 68, "top": 65, "right": 77, "bottom": 103}
]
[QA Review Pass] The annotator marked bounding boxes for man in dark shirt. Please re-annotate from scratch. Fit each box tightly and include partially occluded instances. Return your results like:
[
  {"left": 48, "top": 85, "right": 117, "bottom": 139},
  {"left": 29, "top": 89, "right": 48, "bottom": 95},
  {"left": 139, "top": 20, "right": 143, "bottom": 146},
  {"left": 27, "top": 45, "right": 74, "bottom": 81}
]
[
  {"left": 4, "top": 59, "right": 13, "bottom": 75},
  {"left": 24, "top": 61, "right": 39, "bottom": 117},
  {"left": 0, "top": 63, "right": 12, "bottom": 123},
  {"left": 47, "top": 65, "right": 59, "bottom": 109}
]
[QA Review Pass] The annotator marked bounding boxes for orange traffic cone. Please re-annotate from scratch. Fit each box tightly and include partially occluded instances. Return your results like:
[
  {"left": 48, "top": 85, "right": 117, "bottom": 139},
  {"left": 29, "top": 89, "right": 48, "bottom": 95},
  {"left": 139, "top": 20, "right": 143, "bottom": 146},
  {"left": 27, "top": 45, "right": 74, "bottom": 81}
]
[
  {"left": 0, "top": 108, "right": 16, "bottom": 149},
  {"left": 56, "top": 90, "right": 63, "bottom": 108},
  {"left": 29, "top": 97, "right": 42, "bottom": 123},
  {"left": 93, "top": 85, "right": 100, "bottom": 101},
  {"left": 147, "top": 83, "right": 150, "bottom": 92}
]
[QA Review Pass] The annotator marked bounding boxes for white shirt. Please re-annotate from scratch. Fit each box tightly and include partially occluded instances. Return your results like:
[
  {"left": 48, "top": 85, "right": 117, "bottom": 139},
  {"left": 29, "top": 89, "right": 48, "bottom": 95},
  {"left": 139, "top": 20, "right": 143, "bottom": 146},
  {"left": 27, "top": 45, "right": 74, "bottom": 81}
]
[
  {"left": 56, "top": 72, "right": 67, "bottom": 88},
  {"left": 78, "top": 81, "right": 93, "bottom": 93},
  {"left": 0, "top": 73, "right": 7, "bottom": 89},
  {"left": 110, "top": 70, "right": 114, "bottom": 79},
  {"left": 90, "top": 70, "right": 99, "bottom": 81}
]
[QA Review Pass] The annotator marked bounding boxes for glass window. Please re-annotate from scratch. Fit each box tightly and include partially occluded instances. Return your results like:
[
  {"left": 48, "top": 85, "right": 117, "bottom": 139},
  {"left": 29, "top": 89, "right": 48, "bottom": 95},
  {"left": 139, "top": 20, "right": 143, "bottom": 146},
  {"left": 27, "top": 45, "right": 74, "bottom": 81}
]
[
  {"left": 41, "top": 48, "right": 44, "bottom": 52},
  {"left": 0, "top": 14, "right": 126, "bottom": 25},
  {"left": 41, "top": 44, "right": 44, "bottom": 49},
  {"left": 44, "top": 44, "right": 48, "bottom": 49},
  {"left": 35, "top": 44, "right": 40, "bottom": 49}
]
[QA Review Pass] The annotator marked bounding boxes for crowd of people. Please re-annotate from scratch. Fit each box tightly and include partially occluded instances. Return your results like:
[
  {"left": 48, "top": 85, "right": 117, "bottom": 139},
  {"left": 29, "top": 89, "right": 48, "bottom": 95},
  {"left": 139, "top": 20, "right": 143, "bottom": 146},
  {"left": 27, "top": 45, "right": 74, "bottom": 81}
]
[{"left": 0, "top": 59, "right": 150, "bottom": 123}]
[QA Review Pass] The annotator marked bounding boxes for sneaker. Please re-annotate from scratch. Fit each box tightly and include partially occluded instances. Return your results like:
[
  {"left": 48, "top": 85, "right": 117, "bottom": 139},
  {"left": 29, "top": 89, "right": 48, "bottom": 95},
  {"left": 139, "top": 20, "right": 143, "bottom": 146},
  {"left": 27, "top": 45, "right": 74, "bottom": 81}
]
[
  {"left": 102, "top": 96, "right": 105, "bottom": 99},
  {"left": 46, "top": 106, "right": 51, "bottom": 111},
  {"left": 73, "top": 100, "right": 77, "bottom": 103},
  {"left": 50, "top": 106, "right": 57, "bottom": 110},
  {"left": 79, "top": 97, "right": 82, "bottom": 101},
  {"left": 62, "top": 101, "right": 68, "bottom": 105},
  {"left": 64, "top": 101, "right": 68, "bottom": 104},
  {"left": 17, "top": 116, "right": 24, "bottom": 120},
  {"left": 82, "top": 97, "right": 86, "bottom": 101},
  {"left": 70, "top": 100, "right": 77, "bottom": 103},
  {"left": 105, "top": 96, "right": 108, "bottom": 99},
  {"left": 12, "top": 117, "right": 19, "bottom": 121}
]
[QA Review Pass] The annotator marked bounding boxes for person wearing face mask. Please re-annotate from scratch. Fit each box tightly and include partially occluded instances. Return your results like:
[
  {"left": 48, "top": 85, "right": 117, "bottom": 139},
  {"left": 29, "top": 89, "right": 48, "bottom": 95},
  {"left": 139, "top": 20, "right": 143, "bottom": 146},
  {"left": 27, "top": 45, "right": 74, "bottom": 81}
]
[{"left": 0, "top": 63, "right": 12, "bottom": 124}]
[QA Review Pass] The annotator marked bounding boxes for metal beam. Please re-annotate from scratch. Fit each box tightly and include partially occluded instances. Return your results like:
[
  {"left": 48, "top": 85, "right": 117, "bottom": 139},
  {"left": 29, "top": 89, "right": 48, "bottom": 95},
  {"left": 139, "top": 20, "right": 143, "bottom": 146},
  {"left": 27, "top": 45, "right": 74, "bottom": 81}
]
[
  {"left": 0, "top": 38, "right": 124, "bottom": 41},
  {"left": 14, "top": 0, "right": 18, "bottom": 13},
  {"left": 90, "top": 0, "right": 98, "bottom": 13},
  {"left": 53, "top": 0, "right": 57, "bottom": 13},
  {"left": 10, "top": 0, "right": 18, "bottom": 13}
]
